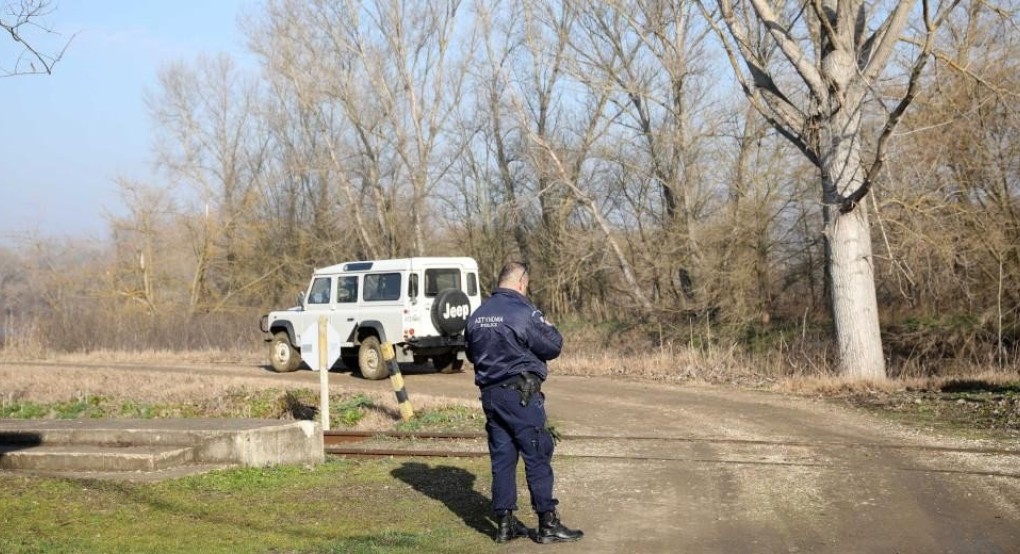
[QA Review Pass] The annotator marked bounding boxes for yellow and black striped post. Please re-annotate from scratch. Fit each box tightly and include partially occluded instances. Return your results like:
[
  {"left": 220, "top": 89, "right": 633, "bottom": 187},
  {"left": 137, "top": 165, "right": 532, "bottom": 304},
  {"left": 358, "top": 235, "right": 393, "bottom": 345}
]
[{"left": 381, "top": 341, "right": 414, "bottom": 421}]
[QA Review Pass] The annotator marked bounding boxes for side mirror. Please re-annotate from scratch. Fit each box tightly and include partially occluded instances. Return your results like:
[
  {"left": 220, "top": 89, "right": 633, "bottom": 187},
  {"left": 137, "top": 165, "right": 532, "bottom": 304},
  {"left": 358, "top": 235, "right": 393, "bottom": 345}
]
[{"left": 297, "top": 291, "right": 306, "bottom": 306}]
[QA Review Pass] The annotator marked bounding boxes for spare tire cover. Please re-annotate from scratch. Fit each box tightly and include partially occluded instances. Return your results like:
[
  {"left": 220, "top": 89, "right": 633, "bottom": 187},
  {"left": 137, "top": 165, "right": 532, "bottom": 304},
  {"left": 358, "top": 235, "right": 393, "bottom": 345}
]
[{"left": 431, "top": 288, "right": 472, "bottom": 335}]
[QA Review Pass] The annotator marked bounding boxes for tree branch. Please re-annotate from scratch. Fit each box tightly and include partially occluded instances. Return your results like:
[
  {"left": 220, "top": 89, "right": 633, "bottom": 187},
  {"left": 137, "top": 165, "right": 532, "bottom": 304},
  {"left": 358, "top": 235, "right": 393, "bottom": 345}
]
[
  {"left": 746, "top": 0, "right": 827, "bottom": 98},
  {"left": 0, "top": 0, "right": 72, "bottom": 77},
  {"left": 843, "top": 0, "right": 968, "bottom": 213},
  {"left": 807, "top": 0, "right": 839, "bottom": 51},
  {"left": 860, "top": 0, "right": 917, "bottom": 80},
  {"left": 701, "top": 1, "right": 817, "bottom": 164}
]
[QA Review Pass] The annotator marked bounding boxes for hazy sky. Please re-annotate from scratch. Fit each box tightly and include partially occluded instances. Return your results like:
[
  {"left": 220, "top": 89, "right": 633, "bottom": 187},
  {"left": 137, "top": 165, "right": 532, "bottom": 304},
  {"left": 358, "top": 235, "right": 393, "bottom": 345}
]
[{"left": 0, "top": 0, "right": 253, "bottom": 245}]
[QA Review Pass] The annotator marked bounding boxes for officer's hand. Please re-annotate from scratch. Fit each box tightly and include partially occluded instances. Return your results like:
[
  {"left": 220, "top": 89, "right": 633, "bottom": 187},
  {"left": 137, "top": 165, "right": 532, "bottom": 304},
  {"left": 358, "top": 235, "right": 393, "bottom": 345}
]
[{"left": 533, "top": 309, "right": 554, "bottom": 327}]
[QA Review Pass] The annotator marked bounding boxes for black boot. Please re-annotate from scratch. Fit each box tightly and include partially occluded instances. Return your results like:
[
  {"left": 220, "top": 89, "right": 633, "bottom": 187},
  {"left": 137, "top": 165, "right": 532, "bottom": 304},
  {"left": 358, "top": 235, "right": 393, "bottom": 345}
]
[
  {"left": 534, "top": 511, "right": 583, "bottom": 544},
  {"left": 495, "top": 511, "right": 530, "bottom": 543}
]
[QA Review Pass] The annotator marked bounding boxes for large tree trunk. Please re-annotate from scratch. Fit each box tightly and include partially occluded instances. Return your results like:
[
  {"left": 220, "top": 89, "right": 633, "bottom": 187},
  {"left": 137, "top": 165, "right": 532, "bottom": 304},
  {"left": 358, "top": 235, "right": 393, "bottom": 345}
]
[
  {"left": 820, "top": 101, "right": 886, "bottom": 379},
  {"left": 824, "top": 204, "right": 885, "bottom": 378}
]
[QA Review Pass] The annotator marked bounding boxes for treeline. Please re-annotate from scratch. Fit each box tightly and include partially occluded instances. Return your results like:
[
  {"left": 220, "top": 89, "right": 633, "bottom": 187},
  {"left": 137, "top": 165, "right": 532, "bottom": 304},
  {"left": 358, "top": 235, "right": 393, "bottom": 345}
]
[{"left": 2, "top": 0, "right": 1018, "bottom": 375}]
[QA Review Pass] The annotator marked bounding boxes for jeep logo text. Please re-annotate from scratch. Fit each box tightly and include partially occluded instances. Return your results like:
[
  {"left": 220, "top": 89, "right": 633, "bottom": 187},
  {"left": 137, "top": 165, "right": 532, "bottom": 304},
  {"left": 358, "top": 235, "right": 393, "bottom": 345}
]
[{"left": 442, "top": 303, "right": 470, "bottom": 319}]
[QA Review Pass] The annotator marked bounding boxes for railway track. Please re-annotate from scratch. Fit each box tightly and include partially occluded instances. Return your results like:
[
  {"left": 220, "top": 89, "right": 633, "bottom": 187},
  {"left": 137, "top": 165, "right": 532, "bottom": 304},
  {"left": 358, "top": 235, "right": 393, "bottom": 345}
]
[
  {"left": 324, "top": 430, "right": 489, "bottom": 458},
  {"left": 323, "top": 430, "right": 1020, "bottom": 480}
]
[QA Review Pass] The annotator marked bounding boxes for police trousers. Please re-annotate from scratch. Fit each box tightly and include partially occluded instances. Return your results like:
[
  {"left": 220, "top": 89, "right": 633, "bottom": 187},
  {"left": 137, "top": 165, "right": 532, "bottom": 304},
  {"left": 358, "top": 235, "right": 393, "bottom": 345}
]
[{"left": 480, "top": 382, "right": 559, "bottom": 515}]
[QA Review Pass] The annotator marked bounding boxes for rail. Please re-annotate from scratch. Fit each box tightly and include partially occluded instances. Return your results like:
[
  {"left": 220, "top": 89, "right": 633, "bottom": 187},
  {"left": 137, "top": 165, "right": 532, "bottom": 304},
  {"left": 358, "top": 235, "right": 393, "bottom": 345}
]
[
  {"left": 322, "top": 430, "right": 1020, "bottom": 480},
  {"left": 324, "top": 430, "right": 488, "bottom": 457}
]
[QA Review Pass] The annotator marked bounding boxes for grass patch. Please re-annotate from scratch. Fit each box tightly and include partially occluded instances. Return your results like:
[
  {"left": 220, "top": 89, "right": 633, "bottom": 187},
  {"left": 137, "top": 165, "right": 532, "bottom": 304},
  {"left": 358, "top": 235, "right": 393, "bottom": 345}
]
[
  {"left": 0, "top": 388, "right": 485, "bottom": 433},
  {"left": 335, "top": 394, "right": 375, "bottom": 427},
  {"left": 1, "top": 400, "right": 49, "bottom": 419},
  {"left": 396, "top": 405, "right": 483, "bottom": 433},
  {"left": 0, "top": 458, "right": 502, "bottom": 553},
  {"left": 783, "top": 375, "right": 1020, "bottom": 441}
]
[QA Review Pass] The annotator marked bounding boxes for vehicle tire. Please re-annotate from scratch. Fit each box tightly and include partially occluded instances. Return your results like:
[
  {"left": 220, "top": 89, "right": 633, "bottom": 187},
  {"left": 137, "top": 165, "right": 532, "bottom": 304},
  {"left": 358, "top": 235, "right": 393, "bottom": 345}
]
[
  {"left": 431, "top": 288, "right": 471, "bottom": 336},
  {"left": 269, "top": 331, "right": 301, "bottom": 373},
  {"left": 433, "top": 354, "right": 465, "bottom": 374},
  {"left": 358, "top": 336, "right": 389, "bottom": 380}
]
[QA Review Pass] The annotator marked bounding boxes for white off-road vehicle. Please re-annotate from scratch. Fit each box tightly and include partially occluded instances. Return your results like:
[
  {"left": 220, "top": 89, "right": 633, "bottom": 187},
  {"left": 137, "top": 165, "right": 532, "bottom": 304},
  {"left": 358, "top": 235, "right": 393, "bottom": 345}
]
[{"left": 259, "top": 257, "right": 482, "bottom": 380}]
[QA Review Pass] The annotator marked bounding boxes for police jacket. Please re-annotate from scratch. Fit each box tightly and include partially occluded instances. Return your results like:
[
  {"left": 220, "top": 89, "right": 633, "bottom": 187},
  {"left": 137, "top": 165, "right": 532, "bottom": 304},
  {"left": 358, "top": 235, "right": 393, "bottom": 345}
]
[{"left": 466, "top": 287, "right": 563, "bottom": 388}]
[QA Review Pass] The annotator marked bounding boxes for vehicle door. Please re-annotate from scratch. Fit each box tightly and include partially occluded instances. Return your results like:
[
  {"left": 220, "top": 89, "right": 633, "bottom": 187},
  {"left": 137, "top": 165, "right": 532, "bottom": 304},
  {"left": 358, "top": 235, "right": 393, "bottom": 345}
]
[
  {"left": 329, "top": 274, "right": 361, "bottom": 347},
  {"left": 360, "top": 272, "right": 404, "bottom": 342},
  {"left": 421, "top": 266, "right": 463, "bottom": 336},
  {"left": 298, "top": 275, "right": 333, "bottom": 345}
]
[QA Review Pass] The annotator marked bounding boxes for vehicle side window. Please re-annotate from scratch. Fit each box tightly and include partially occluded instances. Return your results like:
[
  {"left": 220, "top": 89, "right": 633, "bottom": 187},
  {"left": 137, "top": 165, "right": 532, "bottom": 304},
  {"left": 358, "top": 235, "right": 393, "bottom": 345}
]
[
  {"left": 336, "top": 276, "right": 358, "bottom": 303},
  {"left": 424, "top": 268, "right": 461, "bottom": 297},
  {"left": 467, "top": 273, "right": 478, "bottom": 296},
  {"left": 364, "top": 273, "right": 401, "bottom": 301},
  {"left": 308, "top": 277, "right": 331, "bottom": 304},
  {"left": 408, "top": 273, "right": 419, "bottom": 299}
]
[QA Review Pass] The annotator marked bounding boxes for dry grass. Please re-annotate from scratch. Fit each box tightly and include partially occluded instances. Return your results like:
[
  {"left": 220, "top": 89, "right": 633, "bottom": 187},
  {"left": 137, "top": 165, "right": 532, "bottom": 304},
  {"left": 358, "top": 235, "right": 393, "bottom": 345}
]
[
  {"left": 553, "top": 324, "right": 838, "bottom": 387},
  {"left": 555, "top": 323, "right": 1019, "bottom": 391},
  {"left": 776, "top": 370, "right": 1020, "bottom": 396},
  {"left": 552, "top": 344, "right": 784, "bottom": 385},
  {"left": 0, "top": 347, "right": 265, "bottom": 366},
  {"left": 0, "top": 364, "right": 252, "bottom": 405},
  {"left": 0, "top": 360, "right": 476, "bottom": 431}
]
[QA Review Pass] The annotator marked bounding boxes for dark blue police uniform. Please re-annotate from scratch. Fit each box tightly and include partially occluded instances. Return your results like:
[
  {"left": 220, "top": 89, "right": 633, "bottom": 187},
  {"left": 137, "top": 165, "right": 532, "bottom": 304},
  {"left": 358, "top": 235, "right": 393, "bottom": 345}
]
[{"left": 466, "top": 287, "right": 563, "bottom": 515}]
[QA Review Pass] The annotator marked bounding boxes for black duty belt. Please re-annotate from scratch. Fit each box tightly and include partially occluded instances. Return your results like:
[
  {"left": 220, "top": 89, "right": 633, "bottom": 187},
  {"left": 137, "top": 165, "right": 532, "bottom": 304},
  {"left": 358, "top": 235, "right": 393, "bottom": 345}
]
[
  {"left": 481, "top": 372, "right": 541, "bottom": 392},
  {"left": 481, "top": 372, "right": 542, "bottom": 407}
]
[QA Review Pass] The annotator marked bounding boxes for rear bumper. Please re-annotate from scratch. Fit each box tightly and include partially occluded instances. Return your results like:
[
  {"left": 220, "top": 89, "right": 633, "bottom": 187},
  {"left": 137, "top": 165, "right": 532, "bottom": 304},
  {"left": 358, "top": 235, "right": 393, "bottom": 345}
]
[{"left": 403, "top": 334, "right": 465, "bottom": 353}]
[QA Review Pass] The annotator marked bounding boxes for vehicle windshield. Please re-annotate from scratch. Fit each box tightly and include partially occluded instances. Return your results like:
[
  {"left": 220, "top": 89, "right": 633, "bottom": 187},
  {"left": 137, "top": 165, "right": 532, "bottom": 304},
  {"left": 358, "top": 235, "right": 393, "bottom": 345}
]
[{"left": 307, "top": 277, "right": 331, "bottom": 304}]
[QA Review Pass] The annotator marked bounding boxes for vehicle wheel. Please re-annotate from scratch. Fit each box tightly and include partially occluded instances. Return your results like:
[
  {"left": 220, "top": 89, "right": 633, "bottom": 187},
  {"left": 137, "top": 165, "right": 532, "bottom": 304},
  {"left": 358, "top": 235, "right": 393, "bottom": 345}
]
[
  {"left": 433, "top": 354, "right": 464, "bottom": 374},
  {"left": 269, "top": 332, "right": 301, "bottom": 373},
  {"left": 358, "top": 336, "right": 389, "bottom": 380}
]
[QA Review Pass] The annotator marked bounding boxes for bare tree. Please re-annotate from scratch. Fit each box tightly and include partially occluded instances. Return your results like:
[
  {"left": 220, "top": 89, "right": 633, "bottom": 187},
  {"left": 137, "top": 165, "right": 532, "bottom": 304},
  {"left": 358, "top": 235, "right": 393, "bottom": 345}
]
[
  {"left": 0, "top": 245, "right": 30, "bottom": 324},
  {"left": 569, "top": 0, "right": 722, "bottom": 315},
  {"left": 510, "top": 0, "right": 652, "bottom": 314},
  {"left": 463, "top": 0, "right": 587, "bottom": 314},
  {"left": 699, "top": 0, "right": 966, "bottom": 378},
  {"left": 0, "top": 0, "right": 71, "bottom": 77},
  {"left": 250, "top": 0, "right": 473, "bottom": 259},
  {"left": 871, "top": 1, "right": 1020, "bottom": 366},
  {"left": 147, "top": 55, "right": 270, "bottom": 315},
  {"left": 372, "top": 0, "right": 474, "bottom": 256},
  {"left": 108, "top": 179, "right": 176, "bottom": 315},
  {"left": 438, "top": 2, "right": 526, "bottom": 283}
]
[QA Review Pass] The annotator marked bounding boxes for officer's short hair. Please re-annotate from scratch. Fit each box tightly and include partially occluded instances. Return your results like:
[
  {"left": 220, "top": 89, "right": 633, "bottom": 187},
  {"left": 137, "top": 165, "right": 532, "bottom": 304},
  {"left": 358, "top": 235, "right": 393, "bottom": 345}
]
[{"left": 497, "top": 261, "right": 528, "bottom": 287}]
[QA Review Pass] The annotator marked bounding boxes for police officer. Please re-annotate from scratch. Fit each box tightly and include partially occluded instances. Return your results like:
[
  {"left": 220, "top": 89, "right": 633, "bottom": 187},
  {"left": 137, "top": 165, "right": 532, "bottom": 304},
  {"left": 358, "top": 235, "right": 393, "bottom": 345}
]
[{"left": 465, "top": 261, "right": 584, "bottom": 544}]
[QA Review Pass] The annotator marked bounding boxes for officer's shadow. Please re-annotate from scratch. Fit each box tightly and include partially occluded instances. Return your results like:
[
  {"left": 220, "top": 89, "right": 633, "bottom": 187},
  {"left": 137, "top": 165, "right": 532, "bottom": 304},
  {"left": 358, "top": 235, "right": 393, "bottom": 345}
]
[{"left": 391, "top": 462, "right": 494, "bottom": 537}]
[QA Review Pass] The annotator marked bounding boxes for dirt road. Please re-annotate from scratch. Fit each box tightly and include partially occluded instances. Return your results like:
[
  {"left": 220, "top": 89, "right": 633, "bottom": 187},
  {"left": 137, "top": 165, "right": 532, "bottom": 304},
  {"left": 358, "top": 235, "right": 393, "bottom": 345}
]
[
  {"left": 6, "top": 360, "right": 1020, "bottom": 552},
  {"left": 307, "top": 367, "right": 1020, "bottom": 553}
]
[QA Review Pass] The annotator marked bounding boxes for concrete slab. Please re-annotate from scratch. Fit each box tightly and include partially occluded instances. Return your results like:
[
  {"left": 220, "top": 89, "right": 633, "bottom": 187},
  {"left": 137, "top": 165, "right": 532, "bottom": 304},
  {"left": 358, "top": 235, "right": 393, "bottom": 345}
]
[
  {"left": 0, "top": 444, "right": 194, "bottom": 472},
  {"left": 0, "top": 418, "right": 324, "bottom": 477}
]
